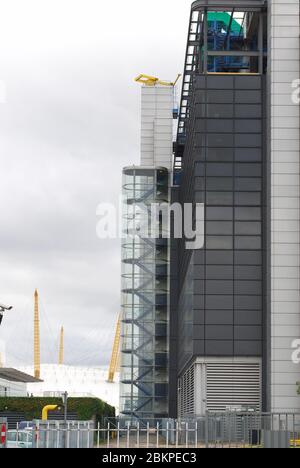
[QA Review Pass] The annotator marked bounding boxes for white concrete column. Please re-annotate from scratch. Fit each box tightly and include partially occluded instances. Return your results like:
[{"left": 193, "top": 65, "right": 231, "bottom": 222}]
[{"left": 140, "top": 86, "right": 173, "bottom": 170}]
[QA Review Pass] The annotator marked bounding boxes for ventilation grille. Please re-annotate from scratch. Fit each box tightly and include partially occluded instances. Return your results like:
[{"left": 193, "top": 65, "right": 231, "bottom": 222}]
[
  {"left": 206, "top": 362, "right": 261, "bottom": 413},
  {"left": 179, "top": 365, "right": 195, "bottom": 417}
]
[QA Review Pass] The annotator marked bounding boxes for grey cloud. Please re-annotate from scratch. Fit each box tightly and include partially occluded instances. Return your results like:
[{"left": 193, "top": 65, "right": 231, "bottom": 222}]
[{"left": 0, "top": 0, "right": 189, "bottom": 366}]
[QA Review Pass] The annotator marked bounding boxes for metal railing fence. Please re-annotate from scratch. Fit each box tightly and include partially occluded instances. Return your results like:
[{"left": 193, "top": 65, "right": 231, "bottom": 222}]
[{"left": 6, "top": 413, "right": 300, "bottom": 449}]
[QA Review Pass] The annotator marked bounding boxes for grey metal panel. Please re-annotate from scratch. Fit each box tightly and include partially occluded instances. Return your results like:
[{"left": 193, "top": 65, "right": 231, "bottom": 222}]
[
  {"left": 175, "top": 74, "right": 265, "bottom": 378},
  {"left": 234, "top": 341, "right": 262, "bottom": 356},
  {"left": 205, "top": 341, "right": 234, "bottom": 356},
  {"left": 206, "top": 326, "right": 234, "bottom": 340},
  {"left": 234, "top": 310, "right": 263, "bottom": 326},
  {"left": 206, "top": 310, "right": 234, "bottom": 325}
]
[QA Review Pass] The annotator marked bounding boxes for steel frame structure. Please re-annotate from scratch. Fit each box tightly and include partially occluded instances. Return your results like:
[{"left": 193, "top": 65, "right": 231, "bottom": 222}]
[
  {"left": 120, "top": 167, "right": 169, "bottom": 421},
  {"left": 174, "top": 0, "right": 267, "bottom": 172}
]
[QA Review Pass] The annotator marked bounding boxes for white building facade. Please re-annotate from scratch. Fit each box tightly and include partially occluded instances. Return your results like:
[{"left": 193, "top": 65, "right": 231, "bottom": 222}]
[{"left": 269, "top": 0, "right": 300, "bottom": 412}]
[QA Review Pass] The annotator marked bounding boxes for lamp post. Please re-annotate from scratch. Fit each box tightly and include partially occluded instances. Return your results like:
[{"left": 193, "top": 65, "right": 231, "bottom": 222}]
[{"left": 63, "top": 392, "right": 68, "bottom": 448}]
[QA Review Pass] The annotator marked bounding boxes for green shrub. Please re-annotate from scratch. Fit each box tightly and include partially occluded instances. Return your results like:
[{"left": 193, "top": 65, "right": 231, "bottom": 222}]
[{"left": 0, "top": 397, "right": 115, "bottom": 426}]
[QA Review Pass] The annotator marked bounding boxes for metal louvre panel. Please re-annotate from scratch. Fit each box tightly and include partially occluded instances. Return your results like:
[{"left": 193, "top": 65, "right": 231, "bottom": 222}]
[
  {"left": 206, "top": 362, "right": 261, "bottom": 412},
  {"left": 179, "top": 365, "right": 195, "bottom": 417}
]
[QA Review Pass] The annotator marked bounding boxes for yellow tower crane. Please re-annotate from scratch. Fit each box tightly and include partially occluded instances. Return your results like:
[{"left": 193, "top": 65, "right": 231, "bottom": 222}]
[
  {"left": 135, "top": 73, "right": 181, "bottom": 87},
  {"left": 107, "top": 315, "right": 121, "bottom": 383},
  {"left": 59, "top": 326, "right": 64, "bottom": 365},
  {"left": 34, "top": 289, "right": 41, "bottom": 379}
]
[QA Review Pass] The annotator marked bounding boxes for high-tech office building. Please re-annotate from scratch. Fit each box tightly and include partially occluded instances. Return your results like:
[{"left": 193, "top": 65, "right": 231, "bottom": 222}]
[{"left": 120, "top": 0, "right": 300, "bottom": 420}]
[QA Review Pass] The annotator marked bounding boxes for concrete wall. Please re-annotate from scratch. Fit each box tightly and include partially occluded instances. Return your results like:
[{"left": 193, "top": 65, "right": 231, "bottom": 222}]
[
  {"left": 269, "top": 0, "right": 300, "bottom": 412},
  {"left": 141, "top": 86, "right": 173, "bottom": 170}
]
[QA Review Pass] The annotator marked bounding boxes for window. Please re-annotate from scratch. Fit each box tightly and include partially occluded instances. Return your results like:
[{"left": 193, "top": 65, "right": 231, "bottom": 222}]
[
  {"left": 199, "top": 10, "right": 266, "bottom": 74},
  {"left": 7, "top": 432, "right": 17, "bottom": 442}
]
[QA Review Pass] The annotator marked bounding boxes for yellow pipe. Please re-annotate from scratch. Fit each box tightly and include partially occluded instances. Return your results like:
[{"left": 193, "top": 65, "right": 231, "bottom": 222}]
[{"left": 42, "top": 405, "right": 58, "bottom": 421}]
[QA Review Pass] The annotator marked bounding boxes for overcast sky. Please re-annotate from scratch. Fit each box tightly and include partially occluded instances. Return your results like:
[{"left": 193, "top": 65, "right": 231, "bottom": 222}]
[{"left": 0, "top": 0, "right": 189, "bottom": 367}]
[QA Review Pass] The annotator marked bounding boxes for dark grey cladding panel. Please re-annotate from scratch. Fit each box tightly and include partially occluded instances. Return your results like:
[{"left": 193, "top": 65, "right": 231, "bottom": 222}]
[
  {"left": 206, "top": 265, "right": 234, "bottom": 279},
  {"left": 207, "top": 90, "right": 235, "bottom": 104},
  {"left": 193, "top": 325, "right": 205, "bottom": 340},
  {"left": 206, "top": 325, "right": 234, "bottom": 340},
  {"left": 193, "top": 310, "right": 205, "bottom": 325},
  {"left": 235, "top": 105, "right": 262, "bottom": 119},
  {"left": 194, "top": 341, "right": 205, "bottom": 355},
  {"left": 205, "top": 341, "right": 234, "bottom": 356},
  {"left": 194, "top": 75, "right": 206, "bottom": 90},
  {"left": 206, "top": 295, "right": 234, "bottom": 310},
  {"left": 234, "top": 310, "right": 263, "bottom": 326},
  {"left": 206, "top": 310, "right": 234, "bottom": 325},
  {"left": 175, "top": 74, "right": 265, "bottom": 370},
  {"left": 206, "top": 104, "right": 234, "bottom": 119},
  {"left": 235, "top": 325, "right": 262, "bottom": 341},
  {"left": 235, "top": 250, "right": 262, "bottom": 265},
  {"left": 235, "top": 90, "right": 261, "bottom": 103},
  {"left": 235, "top": 266, "right": 262, "bottom": 280},
  {"left": 234, "top": 341, "right": 262, "bottom": 356},
  {"left": 236, "top": 120, "right": 262, "bottom": 133},
  {"left": 234, "top": 295, "right": 262, "bottom": 310},
  {"left": 235, "top": 75, "right": 262, "bottom": 89},
  {"left": 206, "top": 75, "right": 234, "bottom": 89},
  {"left": 205, "top": 250, "right": 234, "bottom": 264}
]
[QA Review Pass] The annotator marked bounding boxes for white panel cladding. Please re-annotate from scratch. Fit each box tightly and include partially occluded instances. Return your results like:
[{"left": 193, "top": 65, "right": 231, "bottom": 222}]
[
  {"left": 179, "top": 358, "right": 261, "bottom": 416},
  {"left": 269, "top": 0, "right": 300, "bottom": 412},
  {"left": 140, "top": 86, "right": 173, "bottom": 170}
]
